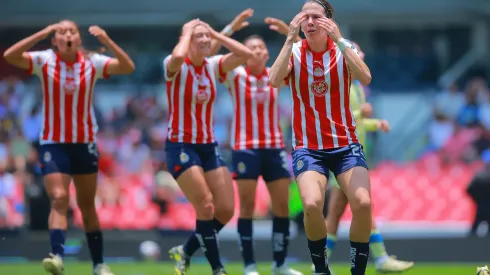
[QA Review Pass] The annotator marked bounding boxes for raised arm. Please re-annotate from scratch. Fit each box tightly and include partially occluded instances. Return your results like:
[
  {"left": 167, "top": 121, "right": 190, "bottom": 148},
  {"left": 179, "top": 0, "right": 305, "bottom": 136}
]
[
  {"left": 265, "top": 17, "right": 302, "bottom": 43},
  {"left": 88, "top": 26, "right": 135, "bottom": 75},
  {"left": 317, "top": 18, "right": 371, "bottom": 86},
  {"left": 203, "top": 23, "right": 253, "bottom": 73},
  {"left": 3, "top": 24, "right": 58, "bottom": 69},
  {"left": 269, "top": 12, "right": 306, "bottom": 88},
  {"left": 166, "top": 19, "right": 200, "bottom": 77},
  {"left": 209, "top": 9, "right": 254, "bottom": 56}
]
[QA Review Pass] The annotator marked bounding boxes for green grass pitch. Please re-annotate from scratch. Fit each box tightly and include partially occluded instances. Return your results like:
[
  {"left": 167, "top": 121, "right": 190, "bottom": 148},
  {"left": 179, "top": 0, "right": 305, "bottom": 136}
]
[{"left": 0, "top": 262, "right": 481, "bottom": 275}]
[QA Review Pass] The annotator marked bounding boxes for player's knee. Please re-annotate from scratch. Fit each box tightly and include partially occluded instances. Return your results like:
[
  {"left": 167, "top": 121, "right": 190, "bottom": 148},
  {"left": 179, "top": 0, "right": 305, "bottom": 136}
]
[
  {"left": 302, "top": 197, "right": 323, "bottom": 217},
  {"left": 194, "top": 194, "right": 215, "bottom": 219},
  {"left": 215, "top": 203, "right": 234, "bottom": 223},
  {"left": 271, "top": 200, "right": 289, "bottom": 217},
  {"left": 49, "top": 190, "right": 69, "bottom": 212},
  {"left": 238, "top": 195, "right": 255, "bottom": 218},
  {"left": 349, "top": 191, "right": 371, "bottom": 216},
  {"left": 77, "top": 195, "right": 97, "bottom": 214}
]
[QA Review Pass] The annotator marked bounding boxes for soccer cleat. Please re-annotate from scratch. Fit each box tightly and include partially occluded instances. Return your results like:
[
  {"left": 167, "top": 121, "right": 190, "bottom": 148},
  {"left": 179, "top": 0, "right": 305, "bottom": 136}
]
[
  {"left": 168, "top": 245, "right": 190, "bottom": 275},
  {"left": 93, "top": 264, "right": 114, "bottom": 275},
  {"left": 42, "top": 253, "right": 64, "bottom": 275},
  {"left": 243, "top": 264, "right": 260, "bottom": 275},
  {"left": 272, "top": 264, "right": 304, "bottom": 275},
  {"left": 477, "top": 266, "right": 490, "bottom": 275},
  {"left": 376, "top": 255, "right": 414, "bottom": 273},
  {"left": 213, "top": 267, "right": 228, "bottom": 275},
  {"left": 311, "top": 264, "right": 334, "bottom": 275}
]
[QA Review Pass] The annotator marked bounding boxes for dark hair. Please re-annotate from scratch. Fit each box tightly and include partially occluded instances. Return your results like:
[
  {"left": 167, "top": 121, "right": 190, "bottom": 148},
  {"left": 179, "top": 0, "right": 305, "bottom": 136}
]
[
  {"left": 305, "top": 0, "right": 334, "bottom": 18},
  {"left": 243, "top": 34, "right": 265, "bottom": 45}
]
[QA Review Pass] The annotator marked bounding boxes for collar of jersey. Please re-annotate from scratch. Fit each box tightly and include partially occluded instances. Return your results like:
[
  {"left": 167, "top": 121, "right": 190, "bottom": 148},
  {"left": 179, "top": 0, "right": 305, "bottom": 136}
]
[
  {"left": 55, "top": 51, "right": 83, "bottom": 65},
  {"left": 302, "top": 37, "right": 335, "bottom": 54},
  {"left": 245, "top": 66, "right": 268, "bottom": 78},
  {"left": 184, "top": 57, "right": 207, "bottom": 67}
]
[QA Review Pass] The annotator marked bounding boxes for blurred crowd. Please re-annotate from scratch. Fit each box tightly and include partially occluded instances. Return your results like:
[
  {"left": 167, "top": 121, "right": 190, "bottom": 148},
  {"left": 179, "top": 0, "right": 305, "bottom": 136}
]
[{"left": 429, "top": 76, "right": 490, "bottom": 163}]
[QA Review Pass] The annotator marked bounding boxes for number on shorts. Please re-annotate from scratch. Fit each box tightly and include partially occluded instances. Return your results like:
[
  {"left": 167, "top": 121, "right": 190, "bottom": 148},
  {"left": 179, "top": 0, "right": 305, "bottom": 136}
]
[
  {"left": 351, "top": 144, "right": 364, "bottom": 157},
  {"left": 87, "top": 143, "right": 98, "bottom": 157}
]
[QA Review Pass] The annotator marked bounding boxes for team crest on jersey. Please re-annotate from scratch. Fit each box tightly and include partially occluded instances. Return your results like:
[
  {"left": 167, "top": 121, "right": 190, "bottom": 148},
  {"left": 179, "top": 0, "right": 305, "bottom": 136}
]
[
  {"left": 63, "top": 79, "right": 77, "bottom": 93},
  {"left": 313, "top": 66, "right": 324, "bottom": 77},
  {"left": 66, "top": 67, "right": 75, "bottom": 78},
  {"left": 179, "top": 152, "right": 189, "bottom": 164},
  {"left": 36, "top": 57, "right": 42, "bottom": 66},
  {"left": 296, "top": 159, "right": 304, "bottom": 170},
  {"left": 255, "top": 89, "right": 268, "bottom": 103},
  {"left": 311, "top": 80, "right": 328, "bottom": 97},
  {"left": 237, "top": 162, "right": 246, "bottom": 174},
  {"left": 196, "top": 88, "right": 209, "bottom": 104},
  {"left": 43, "top": 152, "right": 52, "bottom": 162}
]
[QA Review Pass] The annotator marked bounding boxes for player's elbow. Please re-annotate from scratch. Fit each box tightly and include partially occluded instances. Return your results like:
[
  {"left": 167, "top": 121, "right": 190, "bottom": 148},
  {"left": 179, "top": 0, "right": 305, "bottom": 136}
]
[
  {"left": 122, "top": 62, "right": 136, "bottom": 74},
  {"left": 268, "top": 78, "right": 282, "bottom": 88},
  {"left": 268, "top": 72, "right": 283, "bottom": 88},
  {"left": 359, "top": 72, "right": 372, "bottom": 86},
  {"left": 3, "top": 49, "right": 15, "bottom": 64}
]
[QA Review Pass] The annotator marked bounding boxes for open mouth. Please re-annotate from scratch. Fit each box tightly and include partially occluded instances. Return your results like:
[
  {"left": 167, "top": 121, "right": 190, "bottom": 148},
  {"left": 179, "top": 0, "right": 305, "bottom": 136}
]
[
  {"left": 307, "top": 29, "right": 316, "bottom": 33},
  {"left": 67, "top": 41, "right": 72, "bottom": 48}
]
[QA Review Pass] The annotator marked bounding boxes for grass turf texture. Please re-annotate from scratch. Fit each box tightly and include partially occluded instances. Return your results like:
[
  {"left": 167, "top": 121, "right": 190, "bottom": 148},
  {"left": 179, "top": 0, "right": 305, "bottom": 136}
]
[{"left": 0, "top": 262, "right": 479, "bottom": 275}]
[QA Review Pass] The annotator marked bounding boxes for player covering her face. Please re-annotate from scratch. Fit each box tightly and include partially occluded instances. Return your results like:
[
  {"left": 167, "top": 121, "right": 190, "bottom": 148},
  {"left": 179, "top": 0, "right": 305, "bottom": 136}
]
[{"left": 268, "top": 0, "right": 374, "bottom": 274}]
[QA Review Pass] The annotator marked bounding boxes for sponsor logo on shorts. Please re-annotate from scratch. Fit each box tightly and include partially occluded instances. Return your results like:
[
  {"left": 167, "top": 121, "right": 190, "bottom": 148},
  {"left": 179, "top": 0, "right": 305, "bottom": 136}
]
[
  {"left": 296, "top": 159, "right": 304, "bottom": 170},
  {"left": 43, "top": 152, "right": 51, "bottom": 162},
  {"left": 237, "top": 162, "right": 246, "bottom": 174},
  {"left": 179, "top": 152, "right": 189, "bottom": 164}
]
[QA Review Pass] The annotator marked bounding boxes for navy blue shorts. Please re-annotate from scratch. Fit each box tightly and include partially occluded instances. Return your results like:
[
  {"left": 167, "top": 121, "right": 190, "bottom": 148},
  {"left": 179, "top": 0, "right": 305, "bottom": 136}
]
[
  {"left": 291, "top": 143, "right": 368, "bottom": 180},
  {"left": 232, "top": 148, "right": 290, "bottom": 182},
  {"left": 165, "top": 141, "right": 226, "bottom": 179},
  {"left": 39, "top": 143, "right": 99, "bottom": 176}
]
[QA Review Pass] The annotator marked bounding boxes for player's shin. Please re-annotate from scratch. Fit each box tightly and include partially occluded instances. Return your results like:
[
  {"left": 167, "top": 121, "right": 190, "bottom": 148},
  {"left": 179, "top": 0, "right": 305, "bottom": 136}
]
[
  {"left": 272, "top": 216, "right": 290, "bottom": 267},
  {"left": 304, "top": 202, "right": 330, "bottom": 274},
  {"left": 184, "top": 218, "right": 226, "bottom": 256},
  {"left": 348, "top": 192, "right": 372, "bottom": 275}
]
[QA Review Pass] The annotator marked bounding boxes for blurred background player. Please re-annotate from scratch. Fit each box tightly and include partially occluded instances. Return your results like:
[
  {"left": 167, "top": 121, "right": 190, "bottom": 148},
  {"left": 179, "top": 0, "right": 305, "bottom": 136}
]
[
  {"left": 205, "top": 9, "right": 303, "bottom": 275},
  {"left": 164, "top": 19, "right": 252, "bottom": 275},
  {"left": 322, "top": 42, "right": 414, "bottom": 273},
  {"left": 3, "top": 20, "right": 135, "bottom": 275},
  {"left": 269, "top": 0, "right": 374, "bottom": 274}
]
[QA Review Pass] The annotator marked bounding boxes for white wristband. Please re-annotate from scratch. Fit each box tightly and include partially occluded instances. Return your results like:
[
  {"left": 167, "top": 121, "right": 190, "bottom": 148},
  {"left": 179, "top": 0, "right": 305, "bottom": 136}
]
[
  {"left": 336, "top": 38, "right": 352, "bottom": 52},
  {"left": 222, "top": 25, "right": 233, "bottom": 36}
]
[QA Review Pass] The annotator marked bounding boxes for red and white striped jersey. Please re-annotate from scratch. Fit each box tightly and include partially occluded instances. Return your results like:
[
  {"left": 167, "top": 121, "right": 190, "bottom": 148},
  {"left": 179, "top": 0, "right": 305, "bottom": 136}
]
[
  {"left": 220, "top": 66, "right": 284, "bottom": 150},
  {"left": 288, "top": 39, "right": 359, "bottom": 150},
  {"left": 163, "top": 54, "right": 224, "bottom": 144},
  {"left": 27, "top": 49, "right": 111, "bottom": 144}
]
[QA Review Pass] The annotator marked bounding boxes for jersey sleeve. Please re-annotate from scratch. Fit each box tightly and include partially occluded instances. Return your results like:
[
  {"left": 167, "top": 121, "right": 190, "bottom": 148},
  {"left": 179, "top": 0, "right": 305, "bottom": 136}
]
[
  {"left": 26, "top": 50, "right": 52, "bottom": 76},
  {"left": 89, "top": 53, "right": 112, "bottom": 79},
  {"left": 163, "top": 54, "right": 180, "bottom": 82},
  {"left": 207, "top": 54, "right": 225, "bottom": 80},
  {"left": 219, "top": 66, "right": 239, "bottom": 88}
]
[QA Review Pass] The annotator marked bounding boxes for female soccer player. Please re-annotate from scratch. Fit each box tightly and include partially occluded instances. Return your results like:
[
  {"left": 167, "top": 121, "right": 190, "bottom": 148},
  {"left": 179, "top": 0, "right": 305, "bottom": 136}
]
[
  {"left": 164, "top": 19, "right": 252, "bottom": 275},
  {"left": 3, "top": 20, "right": 135, "bottom": 275},
  {"left": 264, "top": 17, "right": 415, "bottom": 274},
  {"left": 269, "top": 1, "right": 373, "bottom": 274}
]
